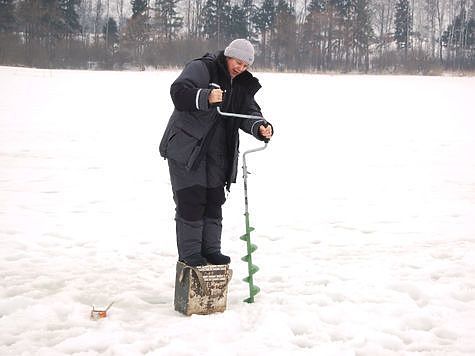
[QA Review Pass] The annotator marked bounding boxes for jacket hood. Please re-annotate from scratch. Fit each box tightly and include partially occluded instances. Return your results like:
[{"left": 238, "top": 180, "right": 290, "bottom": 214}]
[{"left": 199, "top": 51, "right": 230, "bottom": 82}]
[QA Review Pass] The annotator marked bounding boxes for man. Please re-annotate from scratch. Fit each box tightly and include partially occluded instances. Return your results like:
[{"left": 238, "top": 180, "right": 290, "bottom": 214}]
[{"left": 159, "top": 39, "right": 273, "bottom": 267}]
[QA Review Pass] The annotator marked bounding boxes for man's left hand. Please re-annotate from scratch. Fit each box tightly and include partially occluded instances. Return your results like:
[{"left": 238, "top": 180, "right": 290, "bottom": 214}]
[{"left": 258, "top": 125, "right": 273, "bottom": 140}]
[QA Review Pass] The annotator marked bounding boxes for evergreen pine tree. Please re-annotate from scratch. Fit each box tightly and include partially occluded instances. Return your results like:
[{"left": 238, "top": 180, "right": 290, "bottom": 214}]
[
  {"left": 227, "top": 4, "right": 248, "bottom": 39},
  {"left": 253, "top": 0, "right": 275, "bottom": 35},
  {"left": 334, "top": 0, "right": 353, "bottom": 20},
  {"left": 126, "top": 0, "right": 151, "bottom": 67},
  {"left": 154, "top": 0, "right": 183, "bottom": 40},
  {"left": 103, "top": 17, "right": 119, "bottom": 67},
  {"left": 201, "top": 0, "right": 232, "bottom": 47},
  {"left": 60, "top": 0, "right": 81, "bottom": 35},
  {"left": 15, "top": 0, "right": 67, "bottom": 65},
  {"left": 441, "top": 6, "right": 475, "bottom": 69},
  {"left": 253, "top": 0, "right": 275, "bottom": 66},
  {"left": 241, "top": 0, "right": 256, "bottom": 40},
  {"left": 442, "top": 7, "right": 474, "bottom": 49},
  {"left": 132, "top": 0, "right": 148, "bottom": 18},
  {"left": 308, "top": 0, "right": 326, "bottom": 13},
  {"left": 303, "top": 0, "right": 327, "bottom": 69},
  {"left": 354, "top": 0, "right": 373, "bottom": 71},
  {"left": 38, "top": 0, "right": 65, "bottom": 36},
  {"left": 0, "top": 0, "right": 16, "bottom": 32},
  {"left": 332, "top": 0, "right": 355, "bottom": 70},
  {"left": 274, "top": 0, "right": 296, "bottom": 69},
  {"left": 394, "top": 0, "right": 412, "bottom": 54},
  {"left": 103, "top": 17, "right": 119, "bottom": 47}
]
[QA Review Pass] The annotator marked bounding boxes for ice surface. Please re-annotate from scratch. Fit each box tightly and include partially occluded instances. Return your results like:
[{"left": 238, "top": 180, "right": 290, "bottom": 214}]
[{"left": 1, "top": 66, "right": 475, "bottom": 355}]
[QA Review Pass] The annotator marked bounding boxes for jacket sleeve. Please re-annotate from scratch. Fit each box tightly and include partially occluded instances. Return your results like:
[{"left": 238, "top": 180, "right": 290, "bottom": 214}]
[
  {"left": 170, "top": 60, "right": 212, "bottom": 112},
  {"left": 240, "top": 98, "right": 274, "bottom": 141}
]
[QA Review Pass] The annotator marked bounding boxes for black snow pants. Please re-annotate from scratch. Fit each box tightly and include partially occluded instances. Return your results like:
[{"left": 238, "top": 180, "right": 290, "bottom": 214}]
[{"left": 167, "top": 120, "right": 228, "bottom": 260}]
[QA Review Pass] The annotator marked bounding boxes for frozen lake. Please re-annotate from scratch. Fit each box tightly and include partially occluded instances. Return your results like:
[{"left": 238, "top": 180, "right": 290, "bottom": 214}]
[{"left": 1, "top": 66, "right": 474, "bottom": 355}]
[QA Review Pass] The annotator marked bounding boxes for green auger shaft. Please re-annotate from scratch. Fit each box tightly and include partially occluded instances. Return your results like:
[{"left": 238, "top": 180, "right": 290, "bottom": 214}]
[
  {"left": 240, "top": 210, "right": 260, "bottom": 303},
  {"left": 241, "top": 143, "right": 267, "bottom": 303}
]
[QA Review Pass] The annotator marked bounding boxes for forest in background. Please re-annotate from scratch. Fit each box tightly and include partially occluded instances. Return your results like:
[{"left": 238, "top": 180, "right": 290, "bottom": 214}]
[{"left": 0, "top": 0, "right": 474, "bottom": 73}]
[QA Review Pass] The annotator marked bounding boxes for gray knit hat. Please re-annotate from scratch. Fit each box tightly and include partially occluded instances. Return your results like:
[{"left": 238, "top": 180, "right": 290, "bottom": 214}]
[{"left": 224, "top": 39, "right": 255, "bottom": 66}]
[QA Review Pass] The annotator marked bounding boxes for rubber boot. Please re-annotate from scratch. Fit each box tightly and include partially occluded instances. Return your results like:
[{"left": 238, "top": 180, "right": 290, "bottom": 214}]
[
  {"left": 202, "top": 217, "right": 230, "bottom": 264},
  {"left": 176, "top": 216, "right": 206, "bottom": 266}
]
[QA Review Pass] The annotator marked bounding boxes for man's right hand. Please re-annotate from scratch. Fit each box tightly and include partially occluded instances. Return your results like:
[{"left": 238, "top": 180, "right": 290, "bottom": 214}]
[{"left": 208, "top": 89, "right": 224, "bottom": 104}]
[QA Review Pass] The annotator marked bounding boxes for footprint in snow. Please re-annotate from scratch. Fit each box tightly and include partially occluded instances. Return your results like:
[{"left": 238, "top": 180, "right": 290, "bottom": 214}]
[
  {"left": 293, "top": 335, "right": 314, "bottom": 348},
  {"left": 452, "top": 288, "right": 475, "bottom": 303}
]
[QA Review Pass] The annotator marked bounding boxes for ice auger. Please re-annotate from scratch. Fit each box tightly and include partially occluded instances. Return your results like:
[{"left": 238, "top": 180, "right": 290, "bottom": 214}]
[
  {"left": 217, "top": 107, "right": 269, "bottom": 303},
  {"left": 240, "top": 142, "right": 267, "bottom": 303}
]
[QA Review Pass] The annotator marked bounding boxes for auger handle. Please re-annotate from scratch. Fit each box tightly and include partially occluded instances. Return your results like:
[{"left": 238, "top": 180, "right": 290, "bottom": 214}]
[
  {"left": 217, "top": 107, "right": 270, "bottom": 144},
  {"left": 211, "top": 83, "right": 266, "bottom": 122},
  {"left": 217, "top": 106, "right": 267, "bottom": 121}
]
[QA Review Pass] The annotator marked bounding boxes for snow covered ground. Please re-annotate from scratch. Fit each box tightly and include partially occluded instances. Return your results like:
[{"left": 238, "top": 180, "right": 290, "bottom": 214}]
[{"left": 1, "top": 66, "right": 474, "bottom": 355}]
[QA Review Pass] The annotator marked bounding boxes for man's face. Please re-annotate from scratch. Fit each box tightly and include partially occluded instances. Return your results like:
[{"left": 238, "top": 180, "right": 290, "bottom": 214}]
[{"left": 226, "top": 57, "right": 249, "bottom": 79}]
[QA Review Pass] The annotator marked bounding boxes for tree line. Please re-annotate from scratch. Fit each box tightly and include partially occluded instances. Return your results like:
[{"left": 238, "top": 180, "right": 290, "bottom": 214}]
[{"left": 0, "top": 0, "right": 474, "bottom": 72}]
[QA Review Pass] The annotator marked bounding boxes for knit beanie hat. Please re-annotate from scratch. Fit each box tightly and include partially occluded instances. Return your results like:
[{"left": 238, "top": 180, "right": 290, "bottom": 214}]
[{"left": 224, "top": 39, "right": 255, "bottom": 66}]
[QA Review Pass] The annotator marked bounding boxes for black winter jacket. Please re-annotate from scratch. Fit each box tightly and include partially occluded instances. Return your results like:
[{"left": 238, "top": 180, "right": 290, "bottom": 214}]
[{"left": 159, "top": 51, "right": 270, "bottom": 190}]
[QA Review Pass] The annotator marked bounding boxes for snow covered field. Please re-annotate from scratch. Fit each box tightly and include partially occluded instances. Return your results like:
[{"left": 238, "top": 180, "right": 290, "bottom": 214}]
[{"left": 1, "top": 66, "right": 474, "bottom": 355}]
